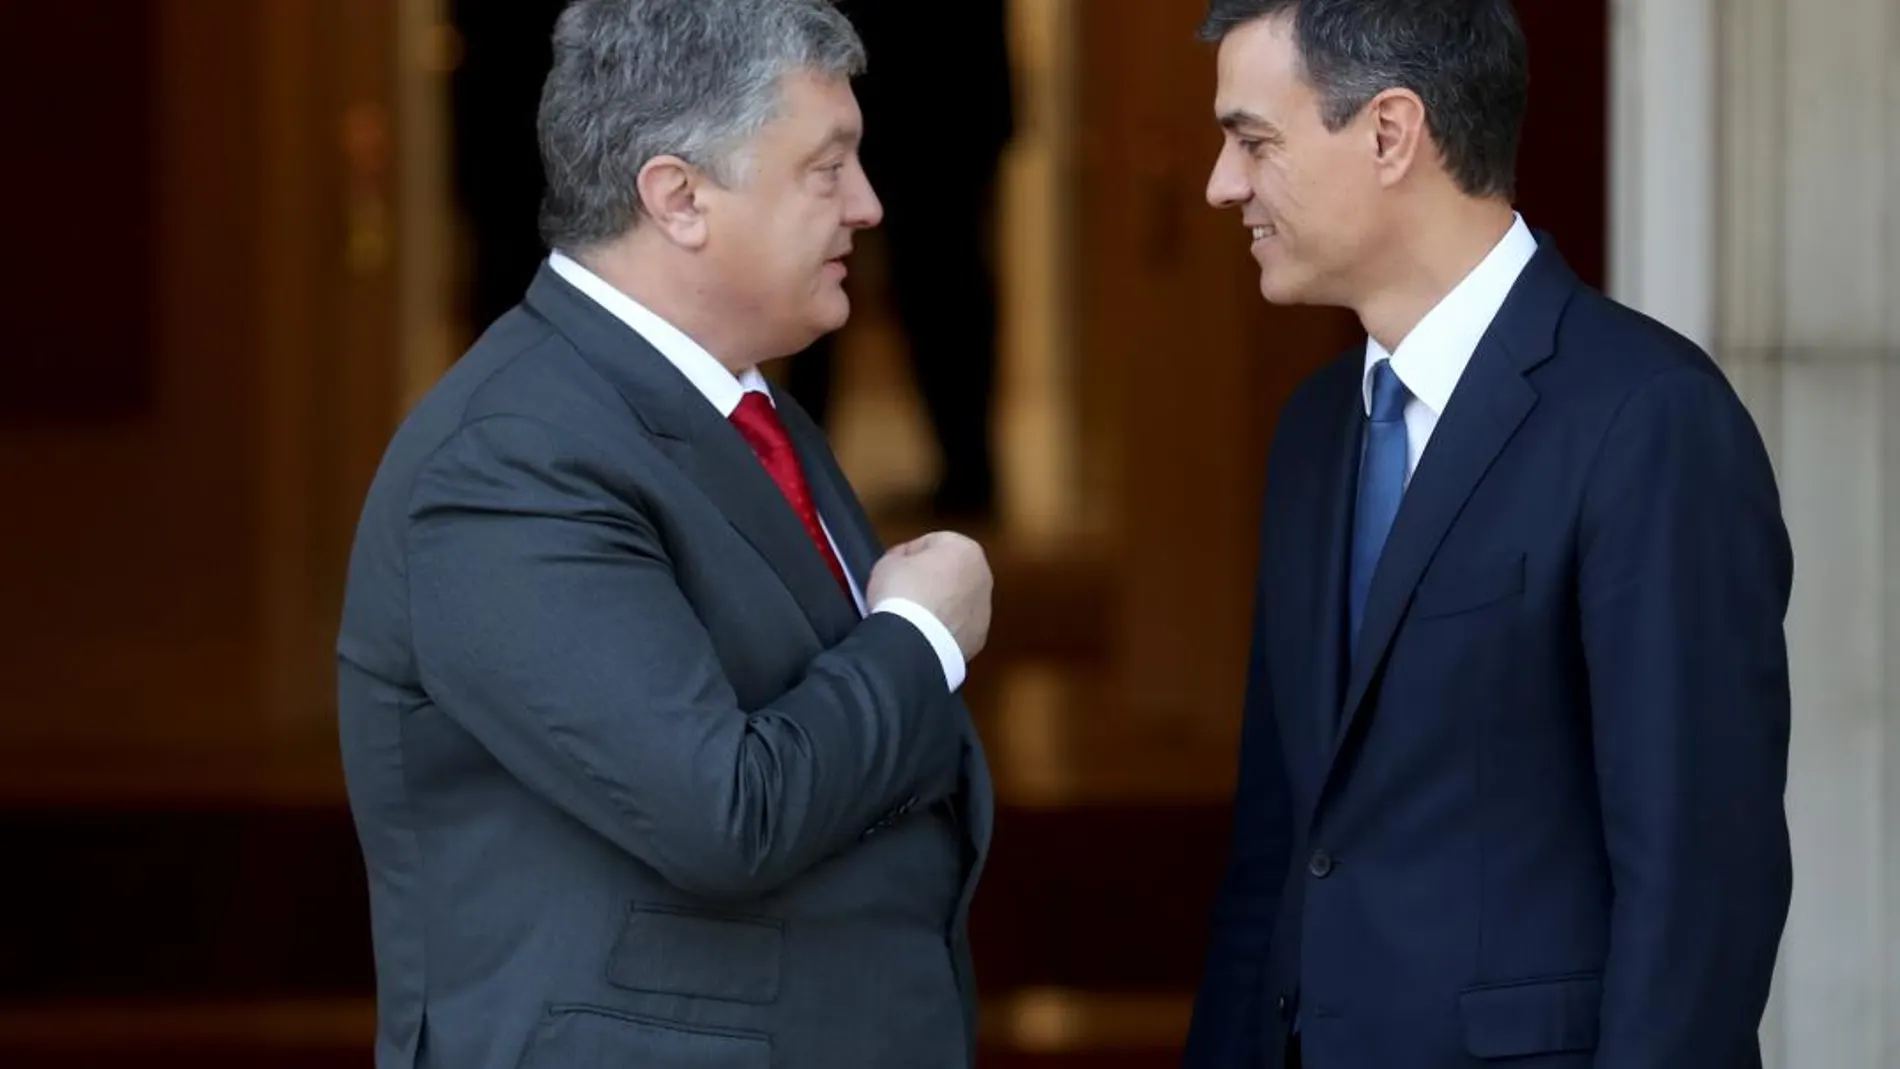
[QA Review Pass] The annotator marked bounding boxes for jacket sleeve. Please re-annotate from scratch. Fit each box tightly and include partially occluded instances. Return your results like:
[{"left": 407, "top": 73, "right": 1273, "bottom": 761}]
[
  {"left": 404, "top": 413, "right": 963, "bottom": 901},
  {"left": 1578, "top": 366, "right": 1794, "bottom": 1068}
]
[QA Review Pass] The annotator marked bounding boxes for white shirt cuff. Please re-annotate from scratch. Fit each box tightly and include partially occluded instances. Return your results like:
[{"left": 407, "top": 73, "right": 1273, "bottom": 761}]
[{"left": 871, "top": 597, "right": 966, "bottom": 692}]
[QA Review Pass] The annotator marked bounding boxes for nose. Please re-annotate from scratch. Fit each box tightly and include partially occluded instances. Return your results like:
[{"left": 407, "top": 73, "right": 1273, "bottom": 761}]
[
  {"left": 843, "top": 157, "right": 883, "bottom": 229},
  {"left": 1206, "top": 142, "right": 1251, "bottom": 210}
]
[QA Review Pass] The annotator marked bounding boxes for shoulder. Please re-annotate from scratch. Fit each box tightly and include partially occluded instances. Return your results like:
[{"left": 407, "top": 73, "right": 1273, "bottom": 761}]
[
  {"left": 410, "top": 307, "right": 644, "bottom": 459},
  {"left": 1562, "top": 288, "right": 1719, "bottom": 380},
  {"left": 360, "top": 307, "right": 653, "bottom": 523},
  {"left": 1553, "top": 293, "right": 1780, "bottom": 504},
  {"left": 1545, "top": 281, "right": 1737, "bottom": 406},
  {"left": 1534, "top": 283, "right": 1760, "bottom": 455},
  {"left": 451, "top": 310, "right": 627, "bottom": 434}
]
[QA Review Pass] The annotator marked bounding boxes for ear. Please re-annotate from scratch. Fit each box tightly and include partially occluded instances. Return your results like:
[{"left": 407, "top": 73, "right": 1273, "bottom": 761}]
[
  {"left": 634, "top": 155, "right": 709, "bottom": 248},
  {"left": 1367, "top": 88, "right": 1428, "bottom": 187}
]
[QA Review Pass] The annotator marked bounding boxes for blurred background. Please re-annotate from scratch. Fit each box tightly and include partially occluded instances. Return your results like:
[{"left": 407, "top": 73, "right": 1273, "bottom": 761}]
[{"left": 0, "top": 0, "right": 1893, "bottom": 1066}]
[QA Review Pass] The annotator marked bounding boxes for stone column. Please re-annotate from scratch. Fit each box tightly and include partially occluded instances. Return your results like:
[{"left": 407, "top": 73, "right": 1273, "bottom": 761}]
[
  {"left": 1608, "top": 0, "right": 1717, "bottom": 346},
  {"left": 1614, "top": 0, "right": 1900, "bottom": 1064}
]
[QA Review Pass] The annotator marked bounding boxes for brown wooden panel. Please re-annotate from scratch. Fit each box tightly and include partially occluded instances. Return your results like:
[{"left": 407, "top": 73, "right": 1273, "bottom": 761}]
[
  {"left": 0, "top": 0, "right": 409, "bottom": 768},
  {"left": 970, "top": 803, "right": 1229, "bottom": 992},
  {"left": 0, "top": 0, "right": 267, "bottom": 758},
  {"left": 0, "top": 997, "right": 373, "bottom": 1069},
  {"left": 0, "top": 4, "right": 157, "bottom": 423},
  {"left": 1073, "top": 0, "right": 1357, "bottom": 732},
  {"left": 0, "top": 807, "right": 371, "bottom": 999},
  {"left": 0, "top": 994, "right": 1186, "bottom": 1069}
]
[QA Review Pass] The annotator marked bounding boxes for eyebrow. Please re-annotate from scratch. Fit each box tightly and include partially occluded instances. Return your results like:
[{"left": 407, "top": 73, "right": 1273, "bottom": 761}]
[
  {"left": 809, "top": 124, "right": 861, "bottom": 160},
  {"left": 1218, "top": 109, "right": 1281, "bottom": 138}
]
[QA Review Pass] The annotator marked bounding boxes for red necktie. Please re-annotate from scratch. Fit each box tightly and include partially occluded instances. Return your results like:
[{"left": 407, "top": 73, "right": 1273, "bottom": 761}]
[{"left": 729, "top": 391, "right": 853, "bottom": 599}]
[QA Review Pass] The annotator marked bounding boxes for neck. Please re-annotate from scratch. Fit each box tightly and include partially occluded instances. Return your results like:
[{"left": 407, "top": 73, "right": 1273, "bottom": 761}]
[
  {"left": 568, "top": 235, "right": 761, "bottom": 375},
  {"left": 1355, "top": 196, "right": 1516, "bottom": 353}
]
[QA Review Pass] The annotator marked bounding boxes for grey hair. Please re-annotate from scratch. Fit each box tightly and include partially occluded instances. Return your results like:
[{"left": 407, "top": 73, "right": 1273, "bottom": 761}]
[{"left": 536, "top": 0, "right": 866, "bottom": 250}]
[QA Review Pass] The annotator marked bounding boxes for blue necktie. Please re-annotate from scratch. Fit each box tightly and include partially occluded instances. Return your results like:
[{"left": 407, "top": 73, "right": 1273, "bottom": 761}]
[{"left": 1349, "top": 360, "right": 1410, "bottom": 649}]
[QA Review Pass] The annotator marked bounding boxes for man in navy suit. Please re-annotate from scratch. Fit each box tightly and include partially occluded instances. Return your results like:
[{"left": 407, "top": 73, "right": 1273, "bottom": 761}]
[{"left": 1183, "top": 2, "right": 1794, "bottom": 1067}]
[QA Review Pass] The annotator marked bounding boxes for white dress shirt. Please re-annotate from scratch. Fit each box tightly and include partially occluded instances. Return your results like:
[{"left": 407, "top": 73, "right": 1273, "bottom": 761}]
[
  {"left": 548, "top": 251, "right": 966, "bottom": 691},
  {"left": 1362, "top": 213, "right": 1539, "bottom": 481}
]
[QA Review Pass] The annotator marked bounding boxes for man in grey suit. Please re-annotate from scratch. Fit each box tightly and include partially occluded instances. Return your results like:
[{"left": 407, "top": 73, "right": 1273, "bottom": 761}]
[{"left": 335, "top": 3, "right": 995, "bottom": 1067}]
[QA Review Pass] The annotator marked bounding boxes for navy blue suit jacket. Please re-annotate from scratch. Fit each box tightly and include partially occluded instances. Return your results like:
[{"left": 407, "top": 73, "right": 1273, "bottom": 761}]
[{"left": 1183, "top": 239, "right": 1793, "bottom": 1069}]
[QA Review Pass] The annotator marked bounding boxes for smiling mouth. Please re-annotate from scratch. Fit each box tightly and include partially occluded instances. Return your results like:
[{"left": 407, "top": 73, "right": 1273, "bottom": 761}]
[{"left": 1250, "top": 224, "right": 1276, "bottom": 241}]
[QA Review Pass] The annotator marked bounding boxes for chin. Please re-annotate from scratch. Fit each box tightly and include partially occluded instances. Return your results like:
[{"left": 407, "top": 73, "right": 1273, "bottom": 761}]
[
  {"left": 1254, "top": 275, "right": 1299, "bottom": 305},
  {"left": 811, "top": 289, "right": 851, "bottom": 333},
  {"left": 1257, "top": 271, "right": 1311, "bottom": 306}
]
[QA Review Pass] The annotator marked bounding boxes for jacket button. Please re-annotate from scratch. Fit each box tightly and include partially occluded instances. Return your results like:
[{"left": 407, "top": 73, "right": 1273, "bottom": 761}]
[
  {"left": 1308, "top": 849, "right": 1335, "bottom": 878},
  {"left": 1275, "top": 993, "right": 1289, "bottom": 1019}
]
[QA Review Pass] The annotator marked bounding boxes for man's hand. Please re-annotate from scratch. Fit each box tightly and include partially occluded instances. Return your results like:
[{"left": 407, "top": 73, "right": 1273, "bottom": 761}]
[{"left": 867, "top": 531, "right": 993, "bottom": 662}]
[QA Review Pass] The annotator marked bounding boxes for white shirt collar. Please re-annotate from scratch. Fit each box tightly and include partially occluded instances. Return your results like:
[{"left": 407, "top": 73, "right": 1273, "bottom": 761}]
[
  {"left": 547, "top": 249, "right": 771, "bottom": 417},
  {"left": 1363, "top": 213, "right": 1539, "bottom": 416}
]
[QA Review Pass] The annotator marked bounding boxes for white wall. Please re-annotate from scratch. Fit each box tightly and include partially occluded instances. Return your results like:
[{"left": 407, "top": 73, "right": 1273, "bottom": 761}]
[{"left": 1610, "top": 0, "right": 1900, "bottom": 1065}]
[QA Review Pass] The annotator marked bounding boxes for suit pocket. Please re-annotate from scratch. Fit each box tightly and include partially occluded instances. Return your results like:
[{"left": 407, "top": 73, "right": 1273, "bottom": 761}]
[
  {"left": 607, "top": 903, "right": 783, "bottom": 1004},
  {"left": 1413, "top": 552, "right": 1525, "bottom": 619},
  {"left": 1458, "top": 972, "right": 1601, "bottom": 1059},
  {"left": 518, "top": 1004, "right": 770, "bottom": 1069}
]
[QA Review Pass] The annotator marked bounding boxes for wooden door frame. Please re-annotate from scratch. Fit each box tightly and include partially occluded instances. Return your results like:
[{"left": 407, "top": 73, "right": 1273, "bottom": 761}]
[
  {"left": 1072, "top": 0, "right": 1357, "bottom": 738},
  {"left": 254, "top": 0, "right": 453, "bottom": 759}
]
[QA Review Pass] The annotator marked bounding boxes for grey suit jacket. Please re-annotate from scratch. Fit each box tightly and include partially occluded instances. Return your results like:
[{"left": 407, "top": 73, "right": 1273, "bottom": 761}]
[{"left": 336, "top": 264, "right": 995, "bottom": 1069}]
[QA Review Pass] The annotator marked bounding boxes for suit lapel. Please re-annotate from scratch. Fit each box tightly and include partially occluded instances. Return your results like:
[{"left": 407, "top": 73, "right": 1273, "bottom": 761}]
[
  {"left": 1276, "top": 356, "right": 1365, "bottom": 830},
  {"left": 652, "top": 417, "right": 862, "bottom": 644},
  {"left": 1334, "top": 343, "right": 1536, "bottom": 731},
  {"left": 1325, "top": 241, "right": 1576, "bottom": 772},
  {"left": 1311, "top": 373, "right": 1363, "bottom": 747},
  {"left": 524, "top": 266, "right": 859, "bottom": 645}
]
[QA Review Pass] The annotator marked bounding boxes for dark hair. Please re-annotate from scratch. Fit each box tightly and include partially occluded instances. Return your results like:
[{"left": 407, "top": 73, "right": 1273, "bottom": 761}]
[{"left": 1199, "top": 0, "right": 1527, "bottom": 200}]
